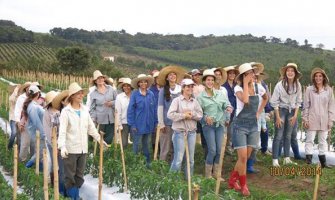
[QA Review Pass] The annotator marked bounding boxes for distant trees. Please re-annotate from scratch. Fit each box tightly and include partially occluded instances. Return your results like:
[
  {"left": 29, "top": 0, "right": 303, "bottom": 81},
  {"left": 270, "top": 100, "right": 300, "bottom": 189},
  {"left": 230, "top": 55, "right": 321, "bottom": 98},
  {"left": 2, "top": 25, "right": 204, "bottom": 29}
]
[
  {"left": 0, "top": 20, "right": 34, "bottom": 42},
  {"left": 56, "top": 47, "right": 90, "bottom": 73}
]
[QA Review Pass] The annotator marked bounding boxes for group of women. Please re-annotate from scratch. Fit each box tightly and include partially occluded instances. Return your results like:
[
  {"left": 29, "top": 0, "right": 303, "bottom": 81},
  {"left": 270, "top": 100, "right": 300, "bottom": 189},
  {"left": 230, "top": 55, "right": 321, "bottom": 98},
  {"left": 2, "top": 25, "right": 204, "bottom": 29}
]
[{"left": 6, "top": 62, "right": 334, "bottom": 198}]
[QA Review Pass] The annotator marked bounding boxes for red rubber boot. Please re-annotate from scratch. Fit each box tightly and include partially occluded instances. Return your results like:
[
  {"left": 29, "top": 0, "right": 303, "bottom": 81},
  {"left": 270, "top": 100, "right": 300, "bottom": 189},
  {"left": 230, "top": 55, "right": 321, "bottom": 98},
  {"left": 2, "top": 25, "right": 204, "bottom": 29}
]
[
  {"left": 239, "top": 175, "right": 250, "bottom": 196},
  {"left": 228, "top": 170, "right": 241, "bottom": 191}
]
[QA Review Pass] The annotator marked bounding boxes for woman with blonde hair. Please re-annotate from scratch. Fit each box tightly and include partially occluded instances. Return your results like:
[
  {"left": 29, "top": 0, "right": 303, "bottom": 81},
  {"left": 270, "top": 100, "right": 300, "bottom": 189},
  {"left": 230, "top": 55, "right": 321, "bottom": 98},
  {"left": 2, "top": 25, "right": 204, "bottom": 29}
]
[{"left": 303, "top": 67, "right": 335, "bottom": 168}]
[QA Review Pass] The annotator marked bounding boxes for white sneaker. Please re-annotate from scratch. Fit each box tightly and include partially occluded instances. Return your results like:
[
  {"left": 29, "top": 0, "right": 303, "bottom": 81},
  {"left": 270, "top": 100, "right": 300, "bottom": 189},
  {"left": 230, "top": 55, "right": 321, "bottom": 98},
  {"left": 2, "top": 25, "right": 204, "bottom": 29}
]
[
  {"left": 272, "top": 159, "right": 280, "bottom": 167},
  {"left": 283, "top": 157, "right": 297, "bottom": 165}
]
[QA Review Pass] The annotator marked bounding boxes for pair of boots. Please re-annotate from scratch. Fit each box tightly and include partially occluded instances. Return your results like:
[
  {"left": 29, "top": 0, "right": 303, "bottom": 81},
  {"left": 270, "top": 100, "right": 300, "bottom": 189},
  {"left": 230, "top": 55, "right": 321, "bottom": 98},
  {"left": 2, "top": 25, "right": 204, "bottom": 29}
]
[
  {"left": 66, "top": 187, "right": 80, "bottom": 200},
  {"left": 228, "top": 170, "right": 250, "bottom": 196},
  {"left": 306, "top": 154, "right": 332, "bottom": 168},
  {"left": 272, "top": 157, "right": 297, "bottom": 166},
  {"left": 205, "top": 164, "right": 224, "bottom": 181}
]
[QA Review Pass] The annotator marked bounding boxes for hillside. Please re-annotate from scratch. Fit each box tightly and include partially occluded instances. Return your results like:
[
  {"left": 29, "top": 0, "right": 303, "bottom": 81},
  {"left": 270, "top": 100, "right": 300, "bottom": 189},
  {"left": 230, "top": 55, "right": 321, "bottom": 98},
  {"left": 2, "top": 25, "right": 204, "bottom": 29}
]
[{"left": 0, "top": 20, "right": 335, "bottom": 85}]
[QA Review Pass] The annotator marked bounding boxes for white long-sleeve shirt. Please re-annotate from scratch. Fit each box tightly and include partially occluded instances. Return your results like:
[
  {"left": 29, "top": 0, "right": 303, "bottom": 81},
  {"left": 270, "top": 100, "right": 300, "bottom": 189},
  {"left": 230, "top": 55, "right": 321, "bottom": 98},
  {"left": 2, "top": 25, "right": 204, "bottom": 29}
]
[{"left": 115, "top": 92, "right": 130, "bottom": 128}]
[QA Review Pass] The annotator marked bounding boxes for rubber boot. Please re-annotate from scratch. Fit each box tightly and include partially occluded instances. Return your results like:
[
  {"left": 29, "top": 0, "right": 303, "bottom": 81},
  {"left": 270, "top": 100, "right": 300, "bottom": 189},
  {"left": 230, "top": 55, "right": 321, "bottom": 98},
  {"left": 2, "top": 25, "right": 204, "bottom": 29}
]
[
  {"left": 228, "top": 170, "right": 241, "bottom": 191},
  {"left": 305, "top": 155, "right": 312, "bottom": 164},
  {"left": 318, "top": 155, "right": 332, "bottom": 169},
  {"left": 247, "top": 159, "right": 259, "bottom": 174},
  {"left": 25, "top": 160, "right": 35, "bottom": 168},
  {"left": 239, "top": 175, "right": 250, "bottom": 196},
  {"left": 205, "top": 164, "right": 213, "bottom": 178},
  {"left": 66, "top": 187, "right": 79, "bottom": 200},
  {"left": 213, "top": 164, "right": 224, "bottom": 181}
]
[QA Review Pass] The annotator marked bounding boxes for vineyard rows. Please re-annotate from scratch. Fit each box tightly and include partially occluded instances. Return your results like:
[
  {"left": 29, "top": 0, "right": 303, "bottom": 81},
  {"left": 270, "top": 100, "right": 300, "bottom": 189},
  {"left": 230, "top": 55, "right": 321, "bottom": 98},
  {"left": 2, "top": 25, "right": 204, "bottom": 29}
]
[{"left": 0, "top": 43, "right": 56, "bottom": 62}]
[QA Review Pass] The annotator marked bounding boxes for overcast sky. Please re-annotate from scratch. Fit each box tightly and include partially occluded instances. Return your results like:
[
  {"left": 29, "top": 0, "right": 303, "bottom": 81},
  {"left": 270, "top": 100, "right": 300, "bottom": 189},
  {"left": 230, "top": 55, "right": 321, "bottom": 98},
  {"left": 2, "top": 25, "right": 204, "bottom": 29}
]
[{"left": 1, "top": 0, "right": 334, "bottom": 49}]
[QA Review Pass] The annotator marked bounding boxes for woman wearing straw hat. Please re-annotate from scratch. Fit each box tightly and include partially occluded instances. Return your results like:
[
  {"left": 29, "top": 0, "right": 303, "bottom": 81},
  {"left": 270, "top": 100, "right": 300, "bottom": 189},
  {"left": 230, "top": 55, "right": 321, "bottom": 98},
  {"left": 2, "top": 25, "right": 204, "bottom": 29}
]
[
  {"left": 157, "top": 66, "right": 187, "bottom": 161},
  {"left": 14, "top": 82, "right": 32, "bottom": 161},
  {"left": 58, "top": 82, "right": 107, "bottom": 199},
  {"left": 222, "top": 65, "right": 239, "bottom": 154},
  {"left": 115, "top": 78, "right": 133, "bottom": 148},
  {"left": 167, "top": 78, "right": 203, "bottom": 178},
  {"left": 47, "top": 90, "right": 69, "bottom": 196},
  {"left": 303, "top": 68, "right": 335, "bottom": 168},
  {"left": 270, "top": 63, "right": 302, "bottom": 167},
  {"left": 89, "top": 70, "right": 118, "bottom": 144},
  {"left": 227, "top": 63, "right": 267, "bottom": 196},
  {"left": 197, "top": 69, "right": 232, "bottom": 180},
  {"left": 22, "top": 85, "right": 47, "bottom": 168},
  {"left": 127, "top": 74, "right": 157, "bottom": 167}
]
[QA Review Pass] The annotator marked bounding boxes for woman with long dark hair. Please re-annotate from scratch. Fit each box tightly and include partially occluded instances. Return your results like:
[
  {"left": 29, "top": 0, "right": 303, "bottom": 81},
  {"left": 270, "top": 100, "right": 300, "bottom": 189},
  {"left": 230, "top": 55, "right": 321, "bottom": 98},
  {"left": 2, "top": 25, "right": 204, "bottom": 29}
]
[
  {"left": 303, "top": 67, "right": 335, "bottom": 168},
  {"left": 157, "top": 66, "right": 187, "bottom": 161},
  {"left": 23, "top": 84, "right": 46, "bottom": 168},
  {"left": 270, "top": 63, "right": 302, "bottom": 166}
]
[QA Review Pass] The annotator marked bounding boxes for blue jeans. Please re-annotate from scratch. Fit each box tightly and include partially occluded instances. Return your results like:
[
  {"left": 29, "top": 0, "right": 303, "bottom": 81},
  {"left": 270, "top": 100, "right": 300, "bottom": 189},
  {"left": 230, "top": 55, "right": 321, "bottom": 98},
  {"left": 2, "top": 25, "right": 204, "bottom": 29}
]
[
  {"left": 8, "top": 120, "right": 18, "bottom": 149},
  {"left": 278, "top": 121, "right": 301, "bottom": 158},
  {"left": 170, "top": 131, "right": 196, "bottom": 177},
  {"left": 202, "top": 125, "right": 224, "bottom": 165},
  {"left": 272, "top": 108, "right": 295, "bottom": 159},
  {"left": 260, "top": 127, "right": 269, "bottom": 153},
  {"left": 133, "top": 133, "right": 151, "bottom": 165}
]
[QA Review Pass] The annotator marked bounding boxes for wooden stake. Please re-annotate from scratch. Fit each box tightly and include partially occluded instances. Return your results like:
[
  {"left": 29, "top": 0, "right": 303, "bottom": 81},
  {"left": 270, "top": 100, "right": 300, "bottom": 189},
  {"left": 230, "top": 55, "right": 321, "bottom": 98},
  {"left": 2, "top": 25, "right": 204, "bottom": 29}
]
[
  {"left": 114, "top": 110, "right": 118, "bottom": 147},
  {"left": 52, "top": 127, "right": 59, "bottom": 200},
  {"left": 313, "top": 164, "right": 321, "bottom": 200},
  {"left": 35, "top": 131, "right": 40, "bottom": 175},
  {"left": 43, "top": 148, "right": 49, "bottom": 200},
  {"left": 153, "top": 125, "right": 160, "bottom": 160},
  {"left": 13, "top": 144, "right": 18, "bottom": 200},
  {"left": 118, "top": 127, "right": 128, "bottom": 191},
  {"left": 215, "top": 133, "right": 228, "bottom": 194},
  {"left": 94, "top": 124, "right": 100, "bottom": 157},
  {"left": 184, "top": 134, "right": 192, "bottom": 200},
  {"left": 98, "top": 132, "right": 104, "bottom": 200},
  {"left": 328, "top": 130, "right": 331, "bottom": 152},
  {"left": 192, "top": 184, "right": 200, "bottom": 200}
]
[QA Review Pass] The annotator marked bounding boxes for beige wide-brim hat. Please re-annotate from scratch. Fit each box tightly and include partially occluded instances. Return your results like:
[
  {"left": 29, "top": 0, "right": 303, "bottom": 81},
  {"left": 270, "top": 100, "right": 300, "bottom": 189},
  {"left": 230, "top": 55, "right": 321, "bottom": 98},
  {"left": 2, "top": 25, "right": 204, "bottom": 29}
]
[
  {"left": 65, "top": 82, "right": 88, "bottom": 103},
  {"left": 90, "top": 70, "right": 108, "bottom": 86},
  {"left": 31, "top": 82, "right": 44, "bottom": 90},
  {"left": 250, "top": 62, "right": 264, "bottom": 73},
  {"left": 223, "top": 65, "right": 239, "bottom": 74},
  {"left": 212, "top": 67, "right": 227, "bottom": 84},
  {"left": 18, "top": 82, "right": 32, "bottom": 94},
  {"left": 131, "top": 74, "right": 154, "bottom": 89},
  {"left": 280, "top": 63, "right": 302, "bottom": 79},
  {"left": 235, "top": 63, "right": 260, "bottom": 81},
  {"left": 202, "top": 69, "right": 216, "bottom": 81},
  {"left": 51, "top": 90, "right": 69, "bottom": 110},
  {"left": 311, "top": 67, "right": 329, "bottom": 84},
  {"left": 256, "top": 72, "right": 269, "bottom": 81},
  {"left": 118, "top": 78, "right": 132, "bottom": 90},
  {"left": 157, "top": 66, "right": 187, "bottom": 86},
  {"left": 105, "top": 78, "right": 114, "bottom": 86},
  {"left": 45, "top": 91, "right": 59, "bottom": 107}
]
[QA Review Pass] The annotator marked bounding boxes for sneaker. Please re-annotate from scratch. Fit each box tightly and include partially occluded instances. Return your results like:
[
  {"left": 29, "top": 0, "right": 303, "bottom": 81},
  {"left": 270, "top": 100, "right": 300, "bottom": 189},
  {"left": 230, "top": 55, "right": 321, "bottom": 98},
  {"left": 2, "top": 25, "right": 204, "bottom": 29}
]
[
  {"left": 262, "top": 150, "right": 272, "bottom": 156},
  {"left": 283, "top": 157, "right": 297, "bottom": 165},
  {"left": 272, "top": 159, "right": 280, "bottom": 167}
]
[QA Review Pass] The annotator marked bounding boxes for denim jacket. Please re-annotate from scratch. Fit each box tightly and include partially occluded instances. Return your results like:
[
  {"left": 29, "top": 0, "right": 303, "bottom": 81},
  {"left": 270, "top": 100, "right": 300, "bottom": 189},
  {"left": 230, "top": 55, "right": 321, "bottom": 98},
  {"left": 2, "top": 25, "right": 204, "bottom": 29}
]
[{"left": 127, "top": 89, "right": 157, "bottom": 134}]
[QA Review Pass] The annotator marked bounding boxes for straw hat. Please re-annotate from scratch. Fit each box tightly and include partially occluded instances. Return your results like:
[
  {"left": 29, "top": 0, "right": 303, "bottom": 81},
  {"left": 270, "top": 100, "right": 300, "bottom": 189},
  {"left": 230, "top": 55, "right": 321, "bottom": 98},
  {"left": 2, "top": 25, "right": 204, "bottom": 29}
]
[
  {"left": 44, "top": 91, "right": 59, "bottom": 107},
  {"left": 118, "top": 78, "right": 132, "bottom": 89},
  {"left": 90, "top": 70, "right": 108, "bottom": 86},
  {"left": 250, "top": 62, "right": 264, "bottom": 73},
  {"left": 157, "top": 66, "right": 187, "bottom": 86},
  {"left": 212, "top": 67, "right": 227, "bottom": 84},
  {"left": 280, "top": 63, "right": 302, "bottom": 79},
  {"left": 223, "top": 65, "right": 239, "bottom": 74},
  {"left": 188, "top": 69, "right": 203, "bottom": 76},
  {"left": 28, "top": 85, "right": 41, "bottom": 95},
  {"left": 131, "top": 74, "right": 154, "bottom": 89},
  {"left": 153, "top": 71, "right": 160, "bottom": 78},
  {"left": 18, "top": 82, "right": 32, "bottom": 94},
  {"left": 65, "top": 82, "right": 88, "bottom": 103},
  {"left": 202, "top": 69, "right": 216, "bottom": 81},
  {"left": 235, "top": 63, "right": 260, "bottom": 81},
  {"left": 255, "top": 72, "right": 269, "bottom": 81},
  {"left": 51, "top": 90, "right": 69, "bottom": 110},
  {"left": 105, "top": 78, "right": 114, "bottom": 86},
  {"left": 311, "top": 67, "right": 329, "bottom": 84}
]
